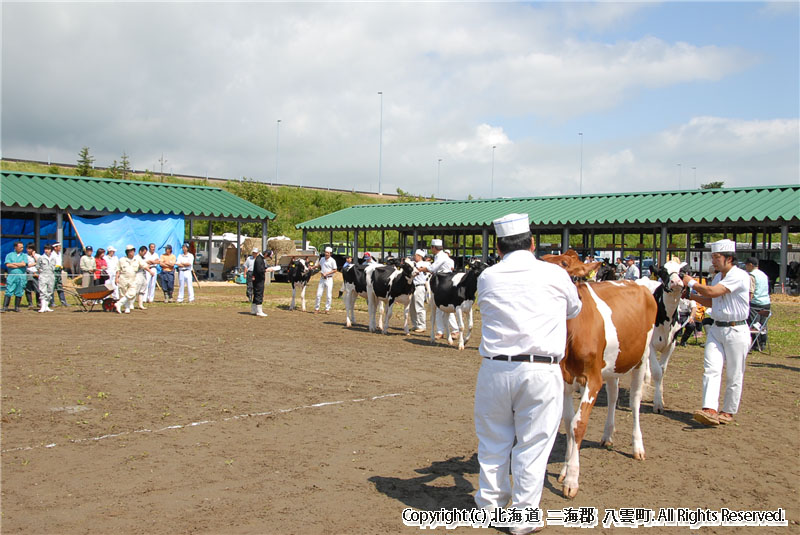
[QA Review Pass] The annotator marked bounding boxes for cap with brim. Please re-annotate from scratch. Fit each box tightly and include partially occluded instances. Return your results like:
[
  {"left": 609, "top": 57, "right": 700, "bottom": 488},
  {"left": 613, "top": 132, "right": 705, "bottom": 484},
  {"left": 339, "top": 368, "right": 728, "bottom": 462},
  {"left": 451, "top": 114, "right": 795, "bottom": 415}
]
[
  {"left": 431, "top": 239, "right": 443, "bottom": 247},
  {"left": 125, "top": 244, "right": 135, "bottom": 251},
  {"left": 252, "top": 248, "right": 259, "bottom": 253},
  {"left": 324, "top": 247, "right": 333, "bottom": 253},
  {"left": 107, "top": 246, "right": 117, "bottom": 252},
  {"left": 414, "top": 249, "right": 425, "bottom": 257},
  {"left": 710, "top": 239, "right": 735, "bottom": 254},
  {"left": 625, "top": 255, "right": 636, "bottom": 261},
  {"left": 444, "top": 249, "right": 452, "bottom": 255},
  {"left": 85, "top": 246, "right": 93, "bottom": 250},
  {"left": 493, "top": 213, "right": 529, "bottom": 238},
  {"left": 364, "top": 252, "right": 371, "bottom": 257}
]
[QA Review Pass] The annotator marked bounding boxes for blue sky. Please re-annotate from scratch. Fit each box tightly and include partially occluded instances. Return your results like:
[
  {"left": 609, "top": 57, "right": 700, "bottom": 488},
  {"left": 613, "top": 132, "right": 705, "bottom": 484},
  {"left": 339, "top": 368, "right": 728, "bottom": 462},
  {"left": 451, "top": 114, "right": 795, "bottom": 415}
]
[{"left": 2, "top": 1, "right": 798, "bottom": 198}]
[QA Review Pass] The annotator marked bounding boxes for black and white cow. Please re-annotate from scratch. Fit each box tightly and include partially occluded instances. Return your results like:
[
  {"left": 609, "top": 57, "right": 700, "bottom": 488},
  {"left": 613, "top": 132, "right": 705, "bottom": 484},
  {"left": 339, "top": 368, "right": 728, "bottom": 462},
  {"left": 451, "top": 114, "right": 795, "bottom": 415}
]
[
  {"left": 367, "top": 258, "right": 418, "bottom": 335},
  {"left": 643, "top": 260, "right": 687, "bottom": 413},
  {"left": 341, "top": 262, "right": 383, "bottom": 329},
  {"left": 427, "top": 259, "right": 486, "bottom": 350},
  {"left": 287, "top": 258, "right": 320, "bottom": 311}
]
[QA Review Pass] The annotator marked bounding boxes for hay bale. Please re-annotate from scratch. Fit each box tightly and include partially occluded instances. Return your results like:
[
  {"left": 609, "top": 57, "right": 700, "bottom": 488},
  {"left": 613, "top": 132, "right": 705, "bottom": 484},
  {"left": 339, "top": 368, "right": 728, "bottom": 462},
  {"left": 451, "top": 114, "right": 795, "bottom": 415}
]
[{"left": 267, "top": 236, "right": 297, "bottom": 266}]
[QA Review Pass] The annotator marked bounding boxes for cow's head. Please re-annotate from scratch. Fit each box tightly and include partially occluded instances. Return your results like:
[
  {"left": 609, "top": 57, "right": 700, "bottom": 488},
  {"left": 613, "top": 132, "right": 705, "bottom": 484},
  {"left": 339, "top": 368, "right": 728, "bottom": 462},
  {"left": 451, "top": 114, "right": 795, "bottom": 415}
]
[
  {"left": 656, "top": 261, "right": 687, "bottom": 293},
  {"left": 287, "top": 258, "right": 307, "bottom": 277},
  {"left": 467, "top": 258, "right": 488, "bottom": 276},
  {"left": 399, "top": 257, "right": 419, "bottom": 279},
  {"left": 541, "top": 251, "right": 601, "bottom": 280},
  {"left": 594, "top": 262, "right": 617, "bottom": 281}
]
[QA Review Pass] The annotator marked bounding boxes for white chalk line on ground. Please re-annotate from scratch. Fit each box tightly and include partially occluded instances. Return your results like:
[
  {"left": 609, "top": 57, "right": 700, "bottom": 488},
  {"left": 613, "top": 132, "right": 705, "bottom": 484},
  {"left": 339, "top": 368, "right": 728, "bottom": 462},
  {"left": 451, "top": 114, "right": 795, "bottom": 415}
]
[{"left": 2, "top": 392, "right": 413, "bottom": 454}]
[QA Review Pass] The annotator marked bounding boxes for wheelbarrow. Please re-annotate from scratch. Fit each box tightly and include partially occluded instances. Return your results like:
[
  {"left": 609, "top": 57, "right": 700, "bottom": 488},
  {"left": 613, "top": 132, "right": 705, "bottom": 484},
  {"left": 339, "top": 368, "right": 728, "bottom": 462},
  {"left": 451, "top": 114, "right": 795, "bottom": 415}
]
[{"left": 64, "top": 284, "right": 117, "bottom": 312}]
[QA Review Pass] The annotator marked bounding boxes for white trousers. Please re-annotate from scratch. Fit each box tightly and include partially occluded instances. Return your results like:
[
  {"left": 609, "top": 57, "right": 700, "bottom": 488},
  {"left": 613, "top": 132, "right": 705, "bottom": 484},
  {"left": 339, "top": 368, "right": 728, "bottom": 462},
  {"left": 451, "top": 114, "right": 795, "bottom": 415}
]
[
  {"left": 474, "top": 359, "right": 563, "bottom": 515},
  {"left": 145, "top": 270, "right": 157, "bottom": 301},
  {"left": 410, "top": 285, "right": 427, "bottom": 329},
  {"left": 177, "top": 270, "right": 194, "bottom": 302},
  {"left": 435, "top": 308, "right": 459, "bottom": 334},
  {"left": 106, "top": 270, "right": 118, "bottom": 299},
  {"left": 702, "top": 324, "right": 750, "bottom": 414},
  {"left": 315, "top": 276, "right": 333, "bottom": 311}
]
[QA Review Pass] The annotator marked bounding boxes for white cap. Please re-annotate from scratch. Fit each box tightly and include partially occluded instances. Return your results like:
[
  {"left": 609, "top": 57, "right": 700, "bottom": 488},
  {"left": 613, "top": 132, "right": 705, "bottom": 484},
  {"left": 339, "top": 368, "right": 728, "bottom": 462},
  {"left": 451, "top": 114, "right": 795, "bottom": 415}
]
[
  {"left": 493, "top": 213, "right": 530, "bottom": 238},
  {"left": 251, "top": 248, "right": 258, "bottom": 253},
  {"left": 107, "top": 245, "right": 117, "bottom": 252},
  {"left": 324, "top": 246, "right": 333, "bottom": 253},
  {"left": 125, "top": 244, "right": 135, "bottom": 251},
  {"left": 431, "top": 239, "right": 443, "bottom": 247},
  {"left": 52, "top": 242, "right": 61, "bottom": 247},
  {"left": 414, "top": 249, "right": 425, "bottom": 257},
  {"left": 444, "top": 249, "right": 452, "bottom": 255},
  {"left": 710, "top": 239, "right": 735, "bottom": 253}
]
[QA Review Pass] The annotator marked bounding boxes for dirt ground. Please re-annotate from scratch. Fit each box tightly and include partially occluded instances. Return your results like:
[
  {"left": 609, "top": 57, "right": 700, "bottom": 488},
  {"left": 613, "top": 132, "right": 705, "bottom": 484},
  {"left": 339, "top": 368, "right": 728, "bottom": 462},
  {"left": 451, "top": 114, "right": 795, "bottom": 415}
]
[{"left": 1, "top": 279, "right": 798, "bottom": 534}]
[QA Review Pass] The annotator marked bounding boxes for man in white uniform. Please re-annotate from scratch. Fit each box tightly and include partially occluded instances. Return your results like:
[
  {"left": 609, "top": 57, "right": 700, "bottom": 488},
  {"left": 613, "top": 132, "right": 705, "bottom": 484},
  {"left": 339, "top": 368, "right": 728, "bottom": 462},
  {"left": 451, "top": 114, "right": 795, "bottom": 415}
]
[
  {"left": 176, "top": 243, "right": 195, "bottom": 303},
  {"left": 683, "top": 239, "right": 751, "bottom": 426},
  {"left": 115, "top": 245, "right": 139, "bottom": 314},
  {"left": 410, "top": 249, "right": 430, "bottom": 332},
  {"left": 49, "top": 242, "right": 70, "bottom": 306},
  {"left": 475, "top": 214, "right": 581, "bottom": 535},
  {"left": 417, "top": 239, "right": 459, "bottom": 338},
  {"left": 105, "top": 246, "right": 119, "bottom": 299},
  {"left": 144, "top": 243, "right": 160, "bottom": 303},
  {"left": 314, "top": 246, "right": 337, "bottom": 313}
]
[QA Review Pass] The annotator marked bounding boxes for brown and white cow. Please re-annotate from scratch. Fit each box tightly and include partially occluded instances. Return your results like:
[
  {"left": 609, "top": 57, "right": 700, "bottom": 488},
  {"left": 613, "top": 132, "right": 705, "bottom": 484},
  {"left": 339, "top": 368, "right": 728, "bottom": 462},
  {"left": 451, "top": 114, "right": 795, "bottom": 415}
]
[{"left": 542, "top": 251, "right": 658, "bottom": 498}]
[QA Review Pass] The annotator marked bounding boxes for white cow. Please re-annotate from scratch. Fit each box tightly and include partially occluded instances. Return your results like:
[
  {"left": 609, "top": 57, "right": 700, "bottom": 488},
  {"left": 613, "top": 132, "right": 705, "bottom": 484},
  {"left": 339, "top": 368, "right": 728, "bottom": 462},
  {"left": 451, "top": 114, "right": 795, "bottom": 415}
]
[{"left": 367, "top": 259, "right": 418, "bottom": 335}]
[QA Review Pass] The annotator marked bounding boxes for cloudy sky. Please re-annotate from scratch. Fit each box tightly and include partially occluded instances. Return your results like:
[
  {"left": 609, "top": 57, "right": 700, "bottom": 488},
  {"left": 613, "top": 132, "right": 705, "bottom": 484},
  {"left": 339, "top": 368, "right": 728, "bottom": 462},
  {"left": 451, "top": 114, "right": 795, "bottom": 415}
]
[{"left": 2, "top": 1, "right": 798, "bottom": 199}]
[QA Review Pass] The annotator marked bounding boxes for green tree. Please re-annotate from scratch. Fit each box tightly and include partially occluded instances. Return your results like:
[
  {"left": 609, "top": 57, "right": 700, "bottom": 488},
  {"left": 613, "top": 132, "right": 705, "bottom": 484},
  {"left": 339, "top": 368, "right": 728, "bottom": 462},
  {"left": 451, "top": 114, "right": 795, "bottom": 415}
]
[
  {"left": 700, "top": 181, "right": 724, "bottom": 189},
  {"left": 103, "top": 160, "right": 121, "bottom": 179},
  {"left": 47, "top": 165, "right": 60, "bottom": 174},
  {"left": 76, "top": 147, "right": 95, "bottom": 177},
  {"left": 120, "top": 152, "right": 132, "bottom": 180}
]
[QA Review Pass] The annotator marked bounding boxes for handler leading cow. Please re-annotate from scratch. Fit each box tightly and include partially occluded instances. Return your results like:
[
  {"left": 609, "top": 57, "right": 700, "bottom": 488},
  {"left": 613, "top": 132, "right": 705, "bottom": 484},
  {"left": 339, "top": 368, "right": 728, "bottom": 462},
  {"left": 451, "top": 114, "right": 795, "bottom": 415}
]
[{"left": 474, "top": 213, "right": 581, "bottom": 535}]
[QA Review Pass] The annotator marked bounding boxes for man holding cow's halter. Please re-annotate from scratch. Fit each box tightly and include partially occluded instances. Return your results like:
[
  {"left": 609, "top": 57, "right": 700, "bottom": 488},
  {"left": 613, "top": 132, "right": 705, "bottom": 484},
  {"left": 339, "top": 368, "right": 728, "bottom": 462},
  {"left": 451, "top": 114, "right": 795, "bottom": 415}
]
[{"left": 683, "top": 239, "right": 751, "bottom": 427}]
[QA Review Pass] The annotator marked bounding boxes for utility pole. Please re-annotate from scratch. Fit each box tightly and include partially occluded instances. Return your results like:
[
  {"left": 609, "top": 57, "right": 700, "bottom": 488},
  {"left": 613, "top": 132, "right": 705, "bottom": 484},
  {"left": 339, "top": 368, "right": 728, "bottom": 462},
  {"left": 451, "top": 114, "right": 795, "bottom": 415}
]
[{"left": 159, "top": 153, "right": 168, "bottom": 183}]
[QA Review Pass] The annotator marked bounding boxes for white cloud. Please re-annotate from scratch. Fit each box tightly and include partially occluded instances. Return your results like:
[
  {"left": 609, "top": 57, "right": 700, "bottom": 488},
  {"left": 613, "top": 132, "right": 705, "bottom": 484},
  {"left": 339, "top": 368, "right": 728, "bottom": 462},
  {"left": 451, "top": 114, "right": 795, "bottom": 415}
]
[{"left": 1, "top": 3, "right": 796, "bottom": 200}]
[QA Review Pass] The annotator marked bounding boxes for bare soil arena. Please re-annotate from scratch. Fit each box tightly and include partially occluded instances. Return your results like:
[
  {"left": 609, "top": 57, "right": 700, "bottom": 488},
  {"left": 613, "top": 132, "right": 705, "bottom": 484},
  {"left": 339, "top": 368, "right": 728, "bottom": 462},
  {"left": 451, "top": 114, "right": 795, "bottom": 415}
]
[{"left": 2, "top": 278, "right": 798, "bottom": 534}]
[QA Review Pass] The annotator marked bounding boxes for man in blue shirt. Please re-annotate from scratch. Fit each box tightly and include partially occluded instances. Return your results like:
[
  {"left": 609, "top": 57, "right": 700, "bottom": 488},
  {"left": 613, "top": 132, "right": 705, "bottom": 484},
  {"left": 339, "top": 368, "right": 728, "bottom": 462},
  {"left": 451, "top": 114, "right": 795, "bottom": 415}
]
[
  {"left": 3, "top": 241, "right": 29, "bottom": 312},
  {"left": 745, "top": 257, "right": 771, "bottom": 349}
]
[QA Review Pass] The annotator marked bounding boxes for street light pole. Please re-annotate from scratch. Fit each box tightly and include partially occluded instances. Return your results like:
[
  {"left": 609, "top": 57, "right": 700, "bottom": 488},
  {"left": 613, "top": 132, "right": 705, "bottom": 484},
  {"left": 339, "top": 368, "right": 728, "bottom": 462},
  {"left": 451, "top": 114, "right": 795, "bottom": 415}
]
[
  {"left": 275, "top": 119, "right": 281, "bottom": 185},
  {"left": 677, "top": 163, "right": 682, "bottom": 189},
  {"left": 437, "top": 158, "right": 442, "bottom": 199},
  {"left": 692, "top": 166, "right": 697, "bottom": 189},
  {"left": 378, "top": 91, "right": 383, "bottom": 195},
  {"left": 578, "top": 132, "right": 583, "bottom": 195},
  {"left": 491, "top": 145, "right": 496, "bottom": 197}
]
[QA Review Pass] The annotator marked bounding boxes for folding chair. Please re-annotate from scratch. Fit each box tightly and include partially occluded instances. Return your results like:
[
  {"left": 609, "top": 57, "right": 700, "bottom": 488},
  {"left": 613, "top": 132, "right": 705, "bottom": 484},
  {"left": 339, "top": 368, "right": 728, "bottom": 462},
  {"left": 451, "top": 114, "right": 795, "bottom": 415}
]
[{"left": 749, "top": 309, "right": 772, "bottom": 355}]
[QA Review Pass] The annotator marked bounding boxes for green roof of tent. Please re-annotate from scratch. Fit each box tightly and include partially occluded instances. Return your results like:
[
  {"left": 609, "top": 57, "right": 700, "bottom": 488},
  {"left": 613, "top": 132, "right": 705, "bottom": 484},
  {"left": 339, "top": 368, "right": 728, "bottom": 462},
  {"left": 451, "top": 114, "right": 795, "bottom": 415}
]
[
  {"left": 1, "top": 170, "right": 275, "bottom": 221},
  {"left": 297, "top": 185, "right": 800, "bottom": 230}
]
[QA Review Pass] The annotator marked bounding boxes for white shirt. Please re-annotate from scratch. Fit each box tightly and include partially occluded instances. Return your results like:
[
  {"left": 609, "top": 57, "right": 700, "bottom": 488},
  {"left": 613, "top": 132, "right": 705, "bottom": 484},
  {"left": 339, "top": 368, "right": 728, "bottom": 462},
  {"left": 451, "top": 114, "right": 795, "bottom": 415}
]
[
  {"left": 144, "top": 251, "right": 160, "bottom": 269},
  {"left": 708, "top": 265, "right": 750, "bottom": 322},
  {"left": 176, "top": 252, "right": 194, "bottom": 270},
  {"left": 105, "top": 255, "right": 119, "bottom": 274},
  {"left": 244, "top": 255, "right": 256, "bottom": 272},
  {"left": 50, "top": 250, "right": 63, "bottom": 268},
  {"left": 430, "top": 251, "right": 454, "bottom": 274},
  {"left": 413, "top": 261, "right": 430, "bottom": 286},
  {"left": 318, "top": 256, "right": 337, "bottom": 276},
  {"left": 624, "top": 264, "right": 640, "bottom": 280},
  {"left": 27, "top": 252, "right": 39, "bottom": 273},
  {"left": 478, "top": 250, "right": 581, "bottom": 360}
]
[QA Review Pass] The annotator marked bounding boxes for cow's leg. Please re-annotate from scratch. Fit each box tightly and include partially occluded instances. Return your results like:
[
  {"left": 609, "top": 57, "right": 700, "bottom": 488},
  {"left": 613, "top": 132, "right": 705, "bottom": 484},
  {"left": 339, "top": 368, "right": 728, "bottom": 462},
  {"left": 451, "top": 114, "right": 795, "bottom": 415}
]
[
  {"left": 344, "top": 288, "right": 353, "bottom": 327},
  {"left": 463, "top": 305, "right": 474, "bottom": 343},
  {"left": 382, "top": 300, "right": 394, "bottom": 335},
  {"left": 651, "top": 342, "right": 676, "bottom": 414},
  {"left": 600, "top": 376, "right": 619, "bottom": 447},
  {"left": 367, "top": 292, "right": 376, "bottom": 332},
  {"left": 630, "top": 361, "right": 647, "bottom": 460},
  {"left": 429, "top": 300, "right": 438, "bottom": 344},
  {"left": 455, "top": 308, "right": 466, "bottom": 350},
  {"left": 377, "top": 301, "right": 384, "bottom": 331},
  {"left": 290, "top": 284, "right": 297, "bottom": 311},
  {"left": 300, "top": 283, "right": 308, "bottom": 312},
  {"left": 560, "top": 376, "right": 602, "bottom": 499},
  {"left": 402, "top": 301, "right": 411, "bottom": 335}
]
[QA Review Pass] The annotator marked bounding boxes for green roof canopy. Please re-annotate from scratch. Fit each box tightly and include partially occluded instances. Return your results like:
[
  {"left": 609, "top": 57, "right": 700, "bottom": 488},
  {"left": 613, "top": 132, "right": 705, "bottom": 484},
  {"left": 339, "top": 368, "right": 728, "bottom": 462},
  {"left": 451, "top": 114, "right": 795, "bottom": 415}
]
[
  {"left": 1, "top": 171, "right": 275, "bottom": 222},
  {"left": 297, "top": 185, "right": 800, "bottom": 231}
]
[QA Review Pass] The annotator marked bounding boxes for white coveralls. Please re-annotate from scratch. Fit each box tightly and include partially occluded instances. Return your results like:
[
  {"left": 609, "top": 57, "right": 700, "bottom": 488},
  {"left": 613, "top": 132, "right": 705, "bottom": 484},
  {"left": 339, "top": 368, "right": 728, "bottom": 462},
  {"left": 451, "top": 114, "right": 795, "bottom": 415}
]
[
  {"left": 36, "top": 254, "right": 56, "bottom": 310},
  {"left": 315, "top": 256, "right": 338, "bottom": 312},
  {"left": 105, "top": 254, "right": 120, "bottom": 299},
  {"left": 116, "top": 256, "right": 141, "bottom": 312},
  {"left": 410, "top": 261, "right": 430, "bottom": 330},
  {"left": 176, "top": 252, "right": 195, "bottom": 303},
  {"left": 144, "top": 251, "right": 160, "bottom": 302},
  {"left": 474, "top": 250, "right": 581, "bottom": 528},
  {"left": 701, "top": 266, "right": 751, "bottom": 414}
]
